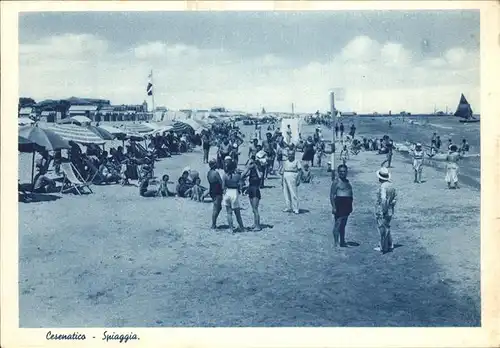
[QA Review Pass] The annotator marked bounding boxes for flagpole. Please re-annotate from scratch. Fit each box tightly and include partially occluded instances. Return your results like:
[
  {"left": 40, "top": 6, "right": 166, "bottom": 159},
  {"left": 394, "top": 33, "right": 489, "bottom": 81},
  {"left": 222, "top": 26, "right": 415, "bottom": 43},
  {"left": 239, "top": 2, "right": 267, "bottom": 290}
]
[{"left": 151, "top": 69, "right": 155, "bottom": 121}]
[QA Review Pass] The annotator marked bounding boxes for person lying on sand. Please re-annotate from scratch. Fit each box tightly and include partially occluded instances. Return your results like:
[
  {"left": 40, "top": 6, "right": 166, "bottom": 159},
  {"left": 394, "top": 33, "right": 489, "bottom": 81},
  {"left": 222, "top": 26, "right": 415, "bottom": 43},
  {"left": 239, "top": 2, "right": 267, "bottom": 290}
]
[{"left": 157, "top": 174, "right": 176, "bottom": 197}]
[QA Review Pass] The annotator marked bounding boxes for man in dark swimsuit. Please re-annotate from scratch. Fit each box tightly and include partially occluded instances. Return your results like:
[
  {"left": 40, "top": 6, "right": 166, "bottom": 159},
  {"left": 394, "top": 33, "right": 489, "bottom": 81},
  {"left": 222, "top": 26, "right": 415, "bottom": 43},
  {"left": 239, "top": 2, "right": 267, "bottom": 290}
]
[
  {"left": 241, "top": 157, "right": 262, "bottom": 231},
  {"left": 330, "top": 164, "right": 353, "bottom": 248},
  {"left": 207, "top": 159, "right": 223, "bottom": 229},
  {"left": 201, "top": 130, "right": 211, "bottom": 163},
  {"left": 262, "top": 132, "right": 276, "bottom": 177}
]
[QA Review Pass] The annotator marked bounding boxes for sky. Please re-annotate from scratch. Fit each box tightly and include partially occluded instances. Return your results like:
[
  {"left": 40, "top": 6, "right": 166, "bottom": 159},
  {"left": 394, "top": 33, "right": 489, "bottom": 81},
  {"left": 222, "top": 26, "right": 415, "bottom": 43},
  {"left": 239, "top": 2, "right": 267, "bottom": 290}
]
[{"left": 18, "top": 10, "right": 480, "bottom": 113}]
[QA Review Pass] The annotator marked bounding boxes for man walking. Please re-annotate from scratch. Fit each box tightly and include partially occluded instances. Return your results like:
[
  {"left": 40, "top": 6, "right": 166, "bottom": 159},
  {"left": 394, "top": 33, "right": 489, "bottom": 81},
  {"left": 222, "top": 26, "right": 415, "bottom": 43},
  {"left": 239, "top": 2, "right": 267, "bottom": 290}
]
[
  {"left": 374, "top": 167, "right": 397, "bottom": 254},
  {"left": 330, "top": 164, "right": 353, "bottom": 248}
]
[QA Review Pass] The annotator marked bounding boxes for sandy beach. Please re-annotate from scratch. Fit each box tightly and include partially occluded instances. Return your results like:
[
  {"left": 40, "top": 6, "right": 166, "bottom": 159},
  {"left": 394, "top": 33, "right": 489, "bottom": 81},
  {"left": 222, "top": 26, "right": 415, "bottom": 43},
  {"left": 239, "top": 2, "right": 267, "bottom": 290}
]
[{"left": 18, "top": 120, "right": 480, "bottom": 327}]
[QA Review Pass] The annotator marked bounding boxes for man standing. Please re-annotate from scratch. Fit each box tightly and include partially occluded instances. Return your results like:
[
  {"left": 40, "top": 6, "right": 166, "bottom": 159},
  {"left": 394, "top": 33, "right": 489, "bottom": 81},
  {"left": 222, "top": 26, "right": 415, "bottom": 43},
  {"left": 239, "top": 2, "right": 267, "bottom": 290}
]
[
  {"left": 374, "top": 167, "right": 397, "bottom": 254},
  {"left": 412, "top": 143, "right": 425, "bottom": 183},
  {"left": 335, "top": 123, "right": 339, "bottom": 138},
  {"left": 339, "top": 122, "right": 345, "bottom": 140},
  {"left": 207, "top": 159, "right": 223, "bottom": 229},
  {"left": 330, "top": 164, "right": 353, "bottom": 248},
  {"left": 280, "top": 149, "right": 302, "bottom": 214}
]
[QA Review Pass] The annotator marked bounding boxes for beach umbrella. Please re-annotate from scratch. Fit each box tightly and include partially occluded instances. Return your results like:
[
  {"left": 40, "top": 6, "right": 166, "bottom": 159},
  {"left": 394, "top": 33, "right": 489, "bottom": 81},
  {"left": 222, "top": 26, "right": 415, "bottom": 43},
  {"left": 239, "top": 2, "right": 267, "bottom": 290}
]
[
  {"left": 18, "top": 135, "right": 43, "bottom": 153},
  {"left": 57, "top": 116, "right": 92, "bottom": 125},
  {"left": 120, "top": 123, "right": 154, "bottom": 134},
  {"left": 86, "top": 125, "right": 115, "bottom": 141},
  {"left": 171, "top": 121, "right": 194, "bottom": 134},
  {"left": 44, "top": 124, "right": 106, "bottom": 145},
  {"left": 19, "top": 126, "right": 70, "bottom": 185},
  {"left": 98, "top": 125, "right": 128, "bottom": 140}
]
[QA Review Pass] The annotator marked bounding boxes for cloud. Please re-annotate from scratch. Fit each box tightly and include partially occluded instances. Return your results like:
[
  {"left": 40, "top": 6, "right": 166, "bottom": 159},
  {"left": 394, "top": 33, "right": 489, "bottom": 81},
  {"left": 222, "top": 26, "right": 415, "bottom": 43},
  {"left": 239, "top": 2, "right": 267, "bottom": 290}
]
[{"left": 19, "top": 34, "right": 480, "bottom": 113}]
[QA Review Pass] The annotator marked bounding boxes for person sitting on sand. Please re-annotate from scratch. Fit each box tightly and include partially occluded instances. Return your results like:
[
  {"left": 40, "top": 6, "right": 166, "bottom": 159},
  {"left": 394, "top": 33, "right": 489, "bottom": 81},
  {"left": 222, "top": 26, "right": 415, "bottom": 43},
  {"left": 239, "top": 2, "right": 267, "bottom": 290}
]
[
  {"left": 176, "top": 170, "right": 194, "bottom": 197},
  {"left": 412, "top": 143, "right": 425, "bottom": 184},
  {"left": 32, "top": 166, "right": 57, "bottom": 193},
  {"left": 157, "top": 174, "right": 176, "bottom": 197},
  {"left": 139, "top": 175, "right": 158, "bottom": 198},
  {"left": 184, "top": 177, "right": 207, "bottom": 202},
  {"left": 340, "top": 145, "right": 349, "bottom": 165},
  {"left": 301, "top": 163, "right": 314, "bottom": 183}
]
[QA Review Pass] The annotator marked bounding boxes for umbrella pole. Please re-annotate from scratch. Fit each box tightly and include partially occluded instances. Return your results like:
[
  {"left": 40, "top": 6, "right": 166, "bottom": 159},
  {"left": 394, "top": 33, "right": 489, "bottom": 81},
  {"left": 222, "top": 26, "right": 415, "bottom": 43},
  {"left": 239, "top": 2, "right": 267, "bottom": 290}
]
[{"left": 31, "top": 151, "right": 35, "bottom": 188}]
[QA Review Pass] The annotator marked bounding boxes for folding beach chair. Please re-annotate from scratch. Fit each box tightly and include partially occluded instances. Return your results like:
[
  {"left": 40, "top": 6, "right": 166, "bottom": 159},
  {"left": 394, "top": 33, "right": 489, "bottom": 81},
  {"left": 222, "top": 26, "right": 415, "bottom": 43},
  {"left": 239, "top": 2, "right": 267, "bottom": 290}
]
[
  {"left": 83, "top": 157, "right": 106, "bottom": 184},
  {"left": 60, "top": 162, "right": 93, "bottom": 195}
]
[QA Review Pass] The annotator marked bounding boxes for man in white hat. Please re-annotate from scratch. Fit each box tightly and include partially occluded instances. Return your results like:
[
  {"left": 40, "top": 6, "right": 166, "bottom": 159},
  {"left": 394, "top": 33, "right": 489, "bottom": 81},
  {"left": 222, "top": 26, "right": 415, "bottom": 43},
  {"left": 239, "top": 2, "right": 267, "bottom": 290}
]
[
  {"left": 374, "top": 167, "right": 397, "bottom": 253},
  {"left": 412, "top": 143, "right": 425, "bottom": 183}
]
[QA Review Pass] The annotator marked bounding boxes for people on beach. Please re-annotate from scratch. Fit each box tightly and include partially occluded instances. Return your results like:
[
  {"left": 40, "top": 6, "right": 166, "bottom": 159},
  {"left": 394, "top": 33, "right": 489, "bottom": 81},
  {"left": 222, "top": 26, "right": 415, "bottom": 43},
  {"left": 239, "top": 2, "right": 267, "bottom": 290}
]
[
  {"left": 330, "top": 164, "right": 353, "bottom": 248},
  {"left": 281, "top": 149, "right": 302, "bottom": 214},
  {"left": 302, "top": 136, "right": 316, "bottom": 167},
  {"left": 301, "top": 163, "right": 313, "bottom": 183},
  {"left": 221, "top": 159, "right": 245, "bottom": 232},
  {"left": 335, "top": 123, "right": 339, "bottom": 138},
  {"left": 207, "top": 159, "right": 223, "bottom": 229},
  {"left": 412, "top": 143, "right": 425, "bottom": 183},
  {"left": 201, "top": 130, "right": 211, "bottom": 163},
  {"left": 374, "top": 167, "right": 397, "bottom": 254},
  {"left": 445, "top": 145, "right": 461, "bottom": 189},
  {"left": 157, "top": 174, "right": 176, "bottom": 197},
  {"left": 176, "top": 170, "right": 194, "bottom": 197},
  {"left": 286, "top": 125, "right": 292, "bottom": 144},
  {"left": 315, "top": 139, "right": 325, "bottom": 167},
  {"left": 380, "top": 136, "right": 394, "bottom": 168},
  {"left": 349, "top": 124, "right": 356, "bottom": 138},
  {"left": 139, "top": 167, "right": 157, "bottom": 198},
  {"left": 241, "top": 158, "right": 262, "bottom": 231},
  {"left": 340, "top": 145, "right": 349, "bottom": 165},
  {"left": 460, "top": 138, "right": 470, "bottom": 155}
]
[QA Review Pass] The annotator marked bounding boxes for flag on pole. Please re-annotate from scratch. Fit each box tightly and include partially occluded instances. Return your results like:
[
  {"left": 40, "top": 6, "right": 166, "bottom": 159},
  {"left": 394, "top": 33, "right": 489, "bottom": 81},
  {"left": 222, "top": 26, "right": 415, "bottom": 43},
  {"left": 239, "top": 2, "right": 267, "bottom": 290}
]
[{"left": 146, "top": 71, "right": 153, "bottom": 96}]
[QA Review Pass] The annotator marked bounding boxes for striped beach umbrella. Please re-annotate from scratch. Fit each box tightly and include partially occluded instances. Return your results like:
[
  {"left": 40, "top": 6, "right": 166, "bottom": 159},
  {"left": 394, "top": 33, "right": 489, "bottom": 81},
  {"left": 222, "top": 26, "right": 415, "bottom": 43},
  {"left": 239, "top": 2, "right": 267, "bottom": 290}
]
[
  {"left": 120, "top": 123, "right": 154, "bottom": 134},
  {"left": 171, "top": 121, "right": 194, "bottom": 134},
  {"left": 45, "top": 124, "right": 106, "bottom": 144}
]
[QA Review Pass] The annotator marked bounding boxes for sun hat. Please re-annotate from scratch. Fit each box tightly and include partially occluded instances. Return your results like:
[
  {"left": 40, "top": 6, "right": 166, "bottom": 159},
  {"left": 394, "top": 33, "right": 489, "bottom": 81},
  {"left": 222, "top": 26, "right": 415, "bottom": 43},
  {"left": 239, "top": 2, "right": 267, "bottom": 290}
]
[
  {"left": 208, "top": 158, "right": 217, "bottom": 165},
  {"left": 224, "top": 155, "right": 232, "bottom": 161},
  {"left": 377, "top": 167, "right": 391, "bottom": 181}
]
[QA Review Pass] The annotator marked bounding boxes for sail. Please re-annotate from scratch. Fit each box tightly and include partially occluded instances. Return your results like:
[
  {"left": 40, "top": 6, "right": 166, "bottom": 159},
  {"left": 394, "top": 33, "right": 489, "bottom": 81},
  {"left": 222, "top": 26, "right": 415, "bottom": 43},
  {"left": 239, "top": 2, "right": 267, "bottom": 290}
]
[{"left": 454, "top": 93, "right": 474, "bottom": 119}]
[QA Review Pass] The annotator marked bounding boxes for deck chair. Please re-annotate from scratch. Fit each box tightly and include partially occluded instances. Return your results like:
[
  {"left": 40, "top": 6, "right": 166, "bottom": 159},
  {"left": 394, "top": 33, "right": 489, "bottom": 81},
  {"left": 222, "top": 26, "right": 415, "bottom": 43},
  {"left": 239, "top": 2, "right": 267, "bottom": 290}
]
[
  {"left": 60, "top": 162, "right": 93, "bottom": 195},
  {"left": 83, "top": 157, "right": 107, "bottom": 184}
]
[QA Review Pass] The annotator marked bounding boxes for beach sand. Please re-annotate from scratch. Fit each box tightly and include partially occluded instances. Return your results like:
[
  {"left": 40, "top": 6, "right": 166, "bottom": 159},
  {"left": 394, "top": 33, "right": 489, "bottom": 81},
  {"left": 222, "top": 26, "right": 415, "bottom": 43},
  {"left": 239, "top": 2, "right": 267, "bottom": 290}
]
[{"left": 18, "top": 123, "right": 480, "bottom": 327}]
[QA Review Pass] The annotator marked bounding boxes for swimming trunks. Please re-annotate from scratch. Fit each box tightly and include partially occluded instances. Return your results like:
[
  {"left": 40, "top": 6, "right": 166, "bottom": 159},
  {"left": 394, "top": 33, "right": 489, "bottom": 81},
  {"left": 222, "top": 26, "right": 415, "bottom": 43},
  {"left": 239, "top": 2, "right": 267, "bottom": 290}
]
[
  {"left": 209, "top": 182, "right": 223, "bottom": 199},
  {"left": 334, "top": 196, "right": 353, "bottom": 217}
]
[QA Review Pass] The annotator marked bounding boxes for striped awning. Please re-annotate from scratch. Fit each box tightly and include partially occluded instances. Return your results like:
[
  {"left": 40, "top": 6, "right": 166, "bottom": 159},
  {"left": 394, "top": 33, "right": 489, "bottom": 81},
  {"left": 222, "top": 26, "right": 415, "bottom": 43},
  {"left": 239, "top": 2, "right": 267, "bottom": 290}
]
[
  {"left": 46, "top": 124, "right": 106, "bottom": 144},
  {"left": 119, "top": 123, "right": 154, "bottom": 134}
]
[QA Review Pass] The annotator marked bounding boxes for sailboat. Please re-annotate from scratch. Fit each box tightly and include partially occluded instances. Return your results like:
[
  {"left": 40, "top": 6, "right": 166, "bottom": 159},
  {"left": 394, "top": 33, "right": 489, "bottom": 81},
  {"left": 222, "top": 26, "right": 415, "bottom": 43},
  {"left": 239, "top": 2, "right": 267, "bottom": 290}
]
[{"left": 454, "top": 94, "right": 479, "bottom": 123}]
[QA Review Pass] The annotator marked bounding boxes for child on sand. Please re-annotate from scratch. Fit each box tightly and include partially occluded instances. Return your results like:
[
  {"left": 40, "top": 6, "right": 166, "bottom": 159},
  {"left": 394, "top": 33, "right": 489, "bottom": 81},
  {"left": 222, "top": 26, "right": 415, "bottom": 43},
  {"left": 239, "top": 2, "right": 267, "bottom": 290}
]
[
  {"left": 157, "top": 174, "right": 176, "bottom": 197},
  {"left": 301, "top": 163, "right": 314, "bottom": 183},
  {"left": 185, "top": 177, "right": 208, "bottom": 201},
  {"left": 340, "top": 145, "right": 349, "bottom": 165}
]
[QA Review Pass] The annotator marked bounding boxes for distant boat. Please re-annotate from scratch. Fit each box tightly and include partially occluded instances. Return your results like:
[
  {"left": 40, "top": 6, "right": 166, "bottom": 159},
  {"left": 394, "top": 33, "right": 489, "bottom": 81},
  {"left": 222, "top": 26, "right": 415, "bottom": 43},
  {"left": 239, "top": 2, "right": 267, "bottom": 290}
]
[{"left": 454, "top": 93, "right": 479, "bottom": 123}]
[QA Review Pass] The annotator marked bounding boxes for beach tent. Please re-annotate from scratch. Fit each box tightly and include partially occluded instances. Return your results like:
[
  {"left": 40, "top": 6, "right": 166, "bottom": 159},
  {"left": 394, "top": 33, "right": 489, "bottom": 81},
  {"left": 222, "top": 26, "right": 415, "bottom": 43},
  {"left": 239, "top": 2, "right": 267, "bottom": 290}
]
[
  {"left": 182, "top": 119, "right": 208, "bottom": 134},
  {"left": 280, "top": 117, "right": 302, "bottom": 145},
  {"left": 44, "top": 124, "right": 106, "bottom": 145}
]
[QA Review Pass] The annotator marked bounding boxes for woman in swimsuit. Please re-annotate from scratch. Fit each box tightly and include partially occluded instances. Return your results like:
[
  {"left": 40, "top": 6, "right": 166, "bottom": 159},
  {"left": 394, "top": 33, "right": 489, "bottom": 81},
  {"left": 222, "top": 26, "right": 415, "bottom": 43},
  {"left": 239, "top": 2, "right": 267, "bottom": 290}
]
[
  {"left": 221, "top": 160, "right": 245, "bottom": 233},
  {"left": 241, "top": 157, "right": 262, "bottom": 231}
]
